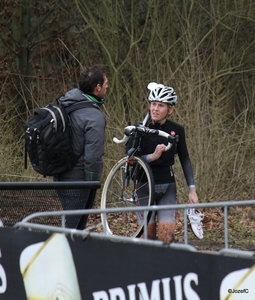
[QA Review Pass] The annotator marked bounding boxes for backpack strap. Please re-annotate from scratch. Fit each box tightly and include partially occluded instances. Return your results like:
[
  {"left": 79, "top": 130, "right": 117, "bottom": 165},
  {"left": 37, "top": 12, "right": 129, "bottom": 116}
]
[
  {"left": 65, "top": 101, "right": 100, "bottom": 114},
  {"left": 24, "top": 140, "right": 28, "bottom": 170}
]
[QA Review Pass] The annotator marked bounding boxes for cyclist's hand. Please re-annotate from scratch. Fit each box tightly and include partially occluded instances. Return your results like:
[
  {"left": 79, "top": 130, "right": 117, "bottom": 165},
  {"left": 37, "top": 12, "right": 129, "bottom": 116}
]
[
  {"left": 150, "top": 144, "right": 166, "bottom": 161},
  {"left": 188, "top": 189, "right": 199, "bottom": 204}
]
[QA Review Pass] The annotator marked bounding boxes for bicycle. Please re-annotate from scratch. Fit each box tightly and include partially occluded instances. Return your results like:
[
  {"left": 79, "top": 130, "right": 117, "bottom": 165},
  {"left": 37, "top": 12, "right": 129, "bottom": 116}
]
[{"left": 101, "top": 113, "right": 178, "bottom": 238}]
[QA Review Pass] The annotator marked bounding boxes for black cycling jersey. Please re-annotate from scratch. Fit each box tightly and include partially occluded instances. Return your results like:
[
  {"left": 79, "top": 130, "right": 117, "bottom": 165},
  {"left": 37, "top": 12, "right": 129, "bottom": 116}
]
[{"left": 126, "top": 119, "right": 195, "bottom": 186}]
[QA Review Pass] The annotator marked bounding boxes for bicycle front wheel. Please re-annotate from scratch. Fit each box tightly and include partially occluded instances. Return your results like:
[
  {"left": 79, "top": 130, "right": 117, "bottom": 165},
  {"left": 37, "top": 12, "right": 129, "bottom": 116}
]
[{"left": 101, "top": 156, "right": 154, "bottom": 237}]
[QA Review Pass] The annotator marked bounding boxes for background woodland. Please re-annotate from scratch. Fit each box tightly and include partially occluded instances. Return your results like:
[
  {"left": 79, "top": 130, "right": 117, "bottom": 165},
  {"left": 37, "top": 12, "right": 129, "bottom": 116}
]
[{"left": 1, "top": 0, "right": 255, "bottom": 204}]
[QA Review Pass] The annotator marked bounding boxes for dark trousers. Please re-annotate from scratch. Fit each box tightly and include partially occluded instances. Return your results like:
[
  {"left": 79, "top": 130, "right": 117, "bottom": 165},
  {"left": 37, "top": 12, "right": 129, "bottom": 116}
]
[{"left": 57, "top": 188, "right": 90, "bottom": 228}]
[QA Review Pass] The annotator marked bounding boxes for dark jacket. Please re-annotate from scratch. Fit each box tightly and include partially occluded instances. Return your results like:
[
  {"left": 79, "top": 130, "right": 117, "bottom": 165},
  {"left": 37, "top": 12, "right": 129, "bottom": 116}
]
[
  {"left": 126, "top": 119, "right": 195, "bottom": 185},
  {"left": 56, "top": 88, "right": 106, "bottom": 181}
]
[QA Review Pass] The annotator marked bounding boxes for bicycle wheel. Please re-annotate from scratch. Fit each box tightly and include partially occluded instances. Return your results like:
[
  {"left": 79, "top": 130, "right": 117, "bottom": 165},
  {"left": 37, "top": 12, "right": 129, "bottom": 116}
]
[{"left": 101, "top": 156, "right": 154, "bottom": 237}]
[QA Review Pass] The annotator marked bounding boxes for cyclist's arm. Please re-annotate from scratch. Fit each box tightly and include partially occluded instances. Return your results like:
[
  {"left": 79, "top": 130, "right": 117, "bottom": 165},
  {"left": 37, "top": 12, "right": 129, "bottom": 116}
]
[
  {"left": 179, "top": 156, "right": 195, "bottom": 187},
  {"left": 179, "top": 156, "right": 199, "bottom": 204},
  {"left": 142, "top": 144, "right": 166, "bottom": 162},
  {"left": 188, "top": 189, "right": 199, "bottom": 204}
]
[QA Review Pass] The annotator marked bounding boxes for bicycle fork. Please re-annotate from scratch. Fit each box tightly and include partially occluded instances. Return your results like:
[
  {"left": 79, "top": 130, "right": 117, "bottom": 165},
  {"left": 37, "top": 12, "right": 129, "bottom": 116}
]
[{"left": 120, "top": 158, "right": 139, "bottom": 204}]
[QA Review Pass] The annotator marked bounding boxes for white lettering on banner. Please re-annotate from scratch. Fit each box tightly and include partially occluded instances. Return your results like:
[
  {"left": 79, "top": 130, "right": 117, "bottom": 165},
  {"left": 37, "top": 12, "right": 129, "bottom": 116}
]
[
  {"left": 0, "top": 251, "right": 7, "bottom": 294},
  {"left": 137, "top": 279, "right": 160, "bottom": 299},
  {"left": 0, "top": 265, "right": 7, "bottom": 293},
  {"left": 184, "top": 273, "right": 200, "bottom": 300},
  {"left": 109, "top": 287, "right": 126, "bottom": 300},
  {"left": 92, "top": 273, "right": 200, "bottom": 300},
  {"left": 127, "top": 284, "right": 136, "bottom": 300},
  {"left": 173, "top": 275, "right": 182, "bottom": 300},
  {"left": 93, "top": 290, "right": 109, "bottom": 300},
  {"left": 161, "top": 278, "right": 171, "bottom": 299}
]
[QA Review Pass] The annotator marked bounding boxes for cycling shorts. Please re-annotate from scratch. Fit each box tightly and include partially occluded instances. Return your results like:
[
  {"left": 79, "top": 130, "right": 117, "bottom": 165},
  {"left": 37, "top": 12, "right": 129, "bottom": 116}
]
[{"left": 137, "top": 182, "right": 177, "bottom": 224}]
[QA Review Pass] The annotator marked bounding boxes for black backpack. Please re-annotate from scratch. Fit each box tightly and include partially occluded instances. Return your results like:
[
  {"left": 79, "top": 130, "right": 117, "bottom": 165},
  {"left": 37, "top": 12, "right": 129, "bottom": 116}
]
[{"left": 24, "top": 101, "right": 99, "bottom": 177}]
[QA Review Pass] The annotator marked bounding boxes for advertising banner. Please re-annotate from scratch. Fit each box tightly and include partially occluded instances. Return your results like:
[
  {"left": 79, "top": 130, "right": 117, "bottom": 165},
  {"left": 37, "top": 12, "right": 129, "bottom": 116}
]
[{"left": 0, "top": 228, "right": 254, "bottom": 299}]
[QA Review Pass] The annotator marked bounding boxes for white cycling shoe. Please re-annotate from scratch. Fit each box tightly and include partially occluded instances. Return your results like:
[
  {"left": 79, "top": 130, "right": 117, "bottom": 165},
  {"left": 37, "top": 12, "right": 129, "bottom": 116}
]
[{"left": 187, "top": 208, "right": 204, "bottom": 239}]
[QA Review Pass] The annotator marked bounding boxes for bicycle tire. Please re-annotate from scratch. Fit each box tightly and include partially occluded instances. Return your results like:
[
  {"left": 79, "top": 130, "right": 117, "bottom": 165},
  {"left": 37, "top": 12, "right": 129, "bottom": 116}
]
[{"left": 101, "top": 156, "right": 155, "bottom": 237}]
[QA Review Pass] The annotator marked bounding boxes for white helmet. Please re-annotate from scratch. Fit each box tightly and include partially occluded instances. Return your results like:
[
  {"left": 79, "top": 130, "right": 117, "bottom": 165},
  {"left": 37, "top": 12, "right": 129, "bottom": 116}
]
[{"left": 147, "top": 82, "right": 177, "bottom": 106}]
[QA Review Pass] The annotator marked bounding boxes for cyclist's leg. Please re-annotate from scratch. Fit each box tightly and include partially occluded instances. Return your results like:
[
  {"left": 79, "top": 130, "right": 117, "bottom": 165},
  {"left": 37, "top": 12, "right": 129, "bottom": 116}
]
[
  {"left": 140, "top": 183, "right": 177, "bottom": 241},
  {"left": 156, "top": 182, "right": 177, "bottom": 243},
  {"left": 134, "top": 182, "right": 148, "bottom": 223},
  {"left": 147, "top": 212, "right": 157, "bottom": 239},
  {"left": 158, "top": 222, "right": 176, "bottom": 243},
  {"left": 137, "top": 184, "right": 157, "bottom": 239},
  {"left": 146, "top": 222, "right": 157, "bottom": 239}
]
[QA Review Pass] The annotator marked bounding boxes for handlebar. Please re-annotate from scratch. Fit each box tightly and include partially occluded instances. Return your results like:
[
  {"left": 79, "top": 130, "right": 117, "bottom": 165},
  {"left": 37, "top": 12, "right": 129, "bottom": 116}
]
[{"left": 113, "top": 125, "right": 178, "bottom": 151}]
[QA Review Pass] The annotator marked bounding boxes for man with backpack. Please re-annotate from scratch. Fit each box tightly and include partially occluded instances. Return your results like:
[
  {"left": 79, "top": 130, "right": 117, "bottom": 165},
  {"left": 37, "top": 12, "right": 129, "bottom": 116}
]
[{"left": 54, "top": 65, "right": 109, "bottom": 228}]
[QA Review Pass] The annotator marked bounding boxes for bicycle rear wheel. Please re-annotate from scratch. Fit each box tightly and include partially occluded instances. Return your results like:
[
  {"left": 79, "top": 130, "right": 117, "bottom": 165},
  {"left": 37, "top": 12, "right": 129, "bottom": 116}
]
[{"left": 101, "top": 156, "right": 154, "bottom": 237}]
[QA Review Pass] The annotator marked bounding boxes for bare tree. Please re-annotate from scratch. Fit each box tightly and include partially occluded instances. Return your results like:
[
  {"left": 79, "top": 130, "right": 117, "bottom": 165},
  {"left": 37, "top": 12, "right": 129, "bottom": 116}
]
[{"left": 1, "top": 0, "right": 255, "bottom": 202}]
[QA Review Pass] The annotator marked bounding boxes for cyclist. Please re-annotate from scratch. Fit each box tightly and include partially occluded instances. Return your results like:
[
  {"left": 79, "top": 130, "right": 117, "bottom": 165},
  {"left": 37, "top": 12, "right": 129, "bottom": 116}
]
[{"left": 126, "top": 82, "right": 199, "bottom": 243}]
